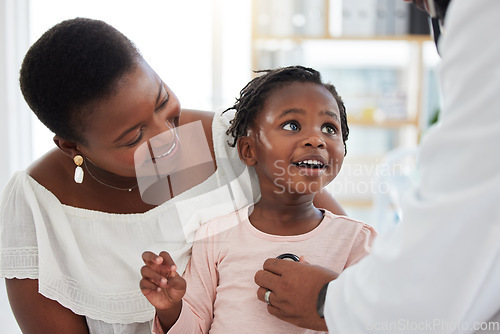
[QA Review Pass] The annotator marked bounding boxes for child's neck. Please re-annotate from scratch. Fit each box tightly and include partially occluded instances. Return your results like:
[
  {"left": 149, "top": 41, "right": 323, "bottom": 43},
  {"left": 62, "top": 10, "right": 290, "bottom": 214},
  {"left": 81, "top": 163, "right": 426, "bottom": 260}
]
[{"left": 249, "top": 192, "right": 324, "bottom": 236}]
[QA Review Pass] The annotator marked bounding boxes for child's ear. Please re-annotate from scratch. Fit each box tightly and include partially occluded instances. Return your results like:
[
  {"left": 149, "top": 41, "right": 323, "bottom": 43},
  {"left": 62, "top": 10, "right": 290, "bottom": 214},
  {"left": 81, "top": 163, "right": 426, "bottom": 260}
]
[{"left": 237, "top": 136, "right": 257, "bottom": 166}]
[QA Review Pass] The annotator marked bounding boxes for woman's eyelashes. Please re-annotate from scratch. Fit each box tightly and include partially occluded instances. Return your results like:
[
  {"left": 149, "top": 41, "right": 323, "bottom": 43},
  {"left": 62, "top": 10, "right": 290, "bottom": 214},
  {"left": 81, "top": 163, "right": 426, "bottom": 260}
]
[
  {"left": 125, "top": 128, "right": 144, "bottom": 147},
  {"left": 155, "top": 91, "right": 169, "bottom": 112}
]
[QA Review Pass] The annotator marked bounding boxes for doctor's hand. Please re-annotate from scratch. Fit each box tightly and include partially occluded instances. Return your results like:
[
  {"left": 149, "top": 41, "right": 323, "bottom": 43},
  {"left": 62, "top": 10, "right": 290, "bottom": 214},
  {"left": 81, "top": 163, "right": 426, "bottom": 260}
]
[{"left": 254, "top": 258, "right": 338, "bottom": 331}]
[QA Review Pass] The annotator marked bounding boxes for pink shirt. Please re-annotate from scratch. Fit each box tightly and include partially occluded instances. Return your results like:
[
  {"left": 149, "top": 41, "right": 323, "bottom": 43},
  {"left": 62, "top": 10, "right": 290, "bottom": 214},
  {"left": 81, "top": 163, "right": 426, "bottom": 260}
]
[{"left": 154, "top": 206, "right": 376, "bottom": 333}]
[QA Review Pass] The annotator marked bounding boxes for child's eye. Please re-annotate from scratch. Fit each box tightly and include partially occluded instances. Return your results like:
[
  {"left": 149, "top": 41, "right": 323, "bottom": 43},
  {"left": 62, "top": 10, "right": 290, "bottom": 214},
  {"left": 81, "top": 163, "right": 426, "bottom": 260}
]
[
  {"left": 322, "top": 124, "right": 337, "bottom": 135},
  {"left": 282, "top": 121, "right": 300, "bottom": 131}
]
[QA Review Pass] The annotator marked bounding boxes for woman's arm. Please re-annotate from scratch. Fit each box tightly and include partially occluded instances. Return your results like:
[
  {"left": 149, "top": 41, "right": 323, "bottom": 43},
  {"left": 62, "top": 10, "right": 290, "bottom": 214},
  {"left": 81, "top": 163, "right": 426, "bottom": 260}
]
[
  {"left": 6, "top": 278, "right": 89, "bottom": 333},
  {"left": 313, "top": 191, "right": 346, "bottom": 216},
  {"left": 180, "top": 109, "right": 215, "bottom": 162}
]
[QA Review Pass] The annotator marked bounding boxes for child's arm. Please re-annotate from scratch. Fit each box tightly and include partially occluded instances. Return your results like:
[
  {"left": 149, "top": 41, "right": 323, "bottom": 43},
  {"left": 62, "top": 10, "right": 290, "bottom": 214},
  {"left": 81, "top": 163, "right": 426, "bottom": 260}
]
[
  {"left": 140, "top": 251, "right": 186, "bottom": 331},
  {"left": 178, "top": 223, "right": 219, "bottom": 333},
  {"left": 314, "top": 191, "right": 347, "bottom": 216},
  {"left": 142, "top": 222, "right": 220, "bottom": 334}
]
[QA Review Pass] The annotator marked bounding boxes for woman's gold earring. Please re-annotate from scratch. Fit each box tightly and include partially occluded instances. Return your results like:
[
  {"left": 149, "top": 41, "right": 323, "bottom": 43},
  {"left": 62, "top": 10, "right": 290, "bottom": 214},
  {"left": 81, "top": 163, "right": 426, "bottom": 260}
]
[{"left": 73, "top": 155, "right": 84, "bottom": 184}]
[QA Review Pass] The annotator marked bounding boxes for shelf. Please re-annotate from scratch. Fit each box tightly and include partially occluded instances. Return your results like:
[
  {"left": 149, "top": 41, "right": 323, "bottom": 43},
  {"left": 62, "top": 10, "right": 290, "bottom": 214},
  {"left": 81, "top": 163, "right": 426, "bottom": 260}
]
[
  {"left": 337, "top": 199, "right": 373, "bottom": 208},
  {"left": 347, "top": 117, "right": 419, "bottom": 128},
  {"left": 250, "top": 0, "right": 437, "bottom": 216},
  {"left": 252, "top": 35, "right": 432, "bottom": 43}
]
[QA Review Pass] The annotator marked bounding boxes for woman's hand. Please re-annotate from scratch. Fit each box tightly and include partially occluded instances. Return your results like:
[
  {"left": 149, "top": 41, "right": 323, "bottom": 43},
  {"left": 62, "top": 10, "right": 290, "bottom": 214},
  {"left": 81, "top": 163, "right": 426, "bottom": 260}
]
[{"left": 140, "top": 251, "right": 186, "bottom": 310}]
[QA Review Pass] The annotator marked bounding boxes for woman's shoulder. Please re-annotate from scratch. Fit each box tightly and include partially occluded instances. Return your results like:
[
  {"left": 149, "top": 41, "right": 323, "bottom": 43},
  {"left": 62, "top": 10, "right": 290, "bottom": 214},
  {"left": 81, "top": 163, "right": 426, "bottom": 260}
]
[
  {"left": 180, "top": 109, "right": 215, "bottom": 140},
  {"left": 180, "top": 108, "right": 214, "bottom": 123},
  {"left": 26, "top": 148, "right": 74, "bottom": 196},
  {"left": 180, "top": 109, "right": 216, "bottom": 160}
]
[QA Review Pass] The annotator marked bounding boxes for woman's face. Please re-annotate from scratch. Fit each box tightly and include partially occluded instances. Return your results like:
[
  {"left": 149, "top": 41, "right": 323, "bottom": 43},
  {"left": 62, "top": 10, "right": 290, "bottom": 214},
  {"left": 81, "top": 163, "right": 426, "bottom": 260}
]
[{"left": 77, "top": 60, "right": 181, "bottom": 177}]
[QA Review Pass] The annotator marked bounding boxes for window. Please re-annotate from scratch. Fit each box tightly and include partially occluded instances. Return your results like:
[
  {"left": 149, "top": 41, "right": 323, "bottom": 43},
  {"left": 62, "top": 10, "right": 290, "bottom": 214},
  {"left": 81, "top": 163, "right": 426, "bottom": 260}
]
[{"left": 28, "top": 0, "right": 252, "bottom": 160}]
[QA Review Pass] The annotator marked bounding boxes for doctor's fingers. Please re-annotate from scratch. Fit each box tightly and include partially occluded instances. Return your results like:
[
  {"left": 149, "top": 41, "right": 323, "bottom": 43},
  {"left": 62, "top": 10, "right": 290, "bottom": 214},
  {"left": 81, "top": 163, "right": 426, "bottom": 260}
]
[
  {"left": 256, "top": 286, "right": 285, "bottom": 306},
  {"left": 254, "top": 268, "right": 282, "bottom": 291},
  {"left": 265, "top": 303, "right": 295, "bottom": 324},
  {"left": 262, "top": 257, "right": 298, "bottom": 275},
  {"left": 256, "top": 287, "right": 297, "bottom": 323}
]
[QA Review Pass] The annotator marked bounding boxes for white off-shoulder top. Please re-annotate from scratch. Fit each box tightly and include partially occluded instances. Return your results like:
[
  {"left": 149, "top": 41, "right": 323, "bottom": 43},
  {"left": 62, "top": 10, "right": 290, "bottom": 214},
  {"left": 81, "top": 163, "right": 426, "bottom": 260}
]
[{"left": 0, "top": 111, "right": 259, "bottom": 333}]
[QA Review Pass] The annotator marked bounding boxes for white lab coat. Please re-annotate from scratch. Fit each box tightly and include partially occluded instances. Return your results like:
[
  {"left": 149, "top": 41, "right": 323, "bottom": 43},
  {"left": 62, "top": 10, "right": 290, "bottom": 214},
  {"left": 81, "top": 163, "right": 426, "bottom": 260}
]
[{"left": 325, "top": 0, "right": 500, "bottom": 333}]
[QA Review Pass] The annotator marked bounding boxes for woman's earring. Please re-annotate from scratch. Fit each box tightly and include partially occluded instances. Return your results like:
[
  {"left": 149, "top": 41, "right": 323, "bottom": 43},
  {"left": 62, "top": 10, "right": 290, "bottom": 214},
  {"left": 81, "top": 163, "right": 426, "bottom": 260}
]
[{"left": 73, "top": 155, "right": 84, "bottom": 184}]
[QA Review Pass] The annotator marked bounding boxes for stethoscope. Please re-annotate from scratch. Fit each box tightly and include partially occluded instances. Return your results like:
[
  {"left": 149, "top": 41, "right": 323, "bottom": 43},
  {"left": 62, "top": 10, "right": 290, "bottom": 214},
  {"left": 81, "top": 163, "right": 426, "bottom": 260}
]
[
  {"left": 276, "top": 253, "right": 300, "bottom": 262},
  {"left": 430, "top": 17, "right": 443, "bottom": 54}
]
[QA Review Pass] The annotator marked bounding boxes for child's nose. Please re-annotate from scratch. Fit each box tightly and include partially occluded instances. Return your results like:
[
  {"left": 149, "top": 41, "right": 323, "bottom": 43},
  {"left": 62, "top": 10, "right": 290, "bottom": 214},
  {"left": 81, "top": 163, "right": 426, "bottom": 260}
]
[{"left": 301, "top": 132, "right": 325, "bottom": 148}]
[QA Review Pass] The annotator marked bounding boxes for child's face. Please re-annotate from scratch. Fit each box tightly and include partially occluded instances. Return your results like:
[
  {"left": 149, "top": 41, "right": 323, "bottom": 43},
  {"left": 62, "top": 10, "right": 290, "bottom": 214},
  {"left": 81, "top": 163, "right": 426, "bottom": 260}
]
[{"left": 248, "top": 81, "right": 345, "bottom": 196}]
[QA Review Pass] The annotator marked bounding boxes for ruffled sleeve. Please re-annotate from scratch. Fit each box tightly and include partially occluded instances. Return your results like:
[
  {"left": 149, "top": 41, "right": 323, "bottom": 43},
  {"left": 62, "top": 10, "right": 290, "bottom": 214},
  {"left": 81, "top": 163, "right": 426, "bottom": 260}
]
[
  {"left": 211, "top": 111, "right": 261, "bottom": 207},
  {"left": 0, "top": 171, "right": 40, "bottom": 279},
  {"left": 344, "top": 223, "right": 377, "bottom": 268}
]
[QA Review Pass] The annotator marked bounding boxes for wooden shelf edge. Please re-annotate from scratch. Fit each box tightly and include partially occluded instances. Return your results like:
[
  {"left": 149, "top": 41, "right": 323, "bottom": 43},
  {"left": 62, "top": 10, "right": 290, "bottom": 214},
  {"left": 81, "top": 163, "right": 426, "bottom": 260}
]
[
  {"left": 252, "top": 35, "right": 432, "bottom": 43},
  {"left": 347, "top": 118, "right": 419, "bottom": 128},
  {"left": 338, "top": 199, "right": 374, "bottom": 208}
]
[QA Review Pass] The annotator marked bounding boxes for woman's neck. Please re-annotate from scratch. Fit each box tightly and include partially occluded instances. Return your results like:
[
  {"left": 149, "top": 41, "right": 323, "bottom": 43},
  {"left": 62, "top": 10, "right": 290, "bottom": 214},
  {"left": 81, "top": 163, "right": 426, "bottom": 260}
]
[
  {"left": 84, "top": 158, "right": 139, "bottom": 191},
  {"left": 249, "top": 191, "right": 323, "bottom": 236}
]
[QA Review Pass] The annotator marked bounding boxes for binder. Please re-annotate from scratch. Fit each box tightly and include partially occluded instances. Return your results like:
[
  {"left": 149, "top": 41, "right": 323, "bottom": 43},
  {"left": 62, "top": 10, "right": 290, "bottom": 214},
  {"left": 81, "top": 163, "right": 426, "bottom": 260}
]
[
  {"left": 375, "top": 0, "right": 391, "bottom": 35},
  {"left": 255, "top": 0, "right": 271, "bottom": 36},
  {"left": 329, "top": 0, "right": 343, "bottom": 37},
  {"left": 296, "top": 0, "right": 326, "bottom": 37},
  {"left": 375, "top": 0, "right": 409, "bottom": 36},
  {"left": 269, "top": 0, "right": 294, "bottom": 36},
  {"left": 342, "top": 0, "right": 377, "bottom": 36},
  {"left": 393, "top": 0, "right": 410, "bottom": 35}
]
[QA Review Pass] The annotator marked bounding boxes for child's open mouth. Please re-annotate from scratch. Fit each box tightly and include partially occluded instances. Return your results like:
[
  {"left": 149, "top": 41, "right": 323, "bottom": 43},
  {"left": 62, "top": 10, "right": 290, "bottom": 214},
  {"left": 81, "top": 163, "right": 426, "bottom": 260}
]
[{"left": 292, "top": 160, "right": 327, "bottom": 169}]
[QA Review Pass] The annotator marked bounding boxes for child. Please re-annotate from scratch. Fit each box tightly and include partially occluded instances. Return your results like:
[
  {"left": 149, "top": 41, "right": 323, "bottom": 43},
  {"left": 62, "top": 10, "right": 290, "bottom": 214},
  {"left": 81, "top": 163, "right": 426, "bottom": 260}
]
[{"left": 140, "top": 66, "right": 376, "bottom": 333}]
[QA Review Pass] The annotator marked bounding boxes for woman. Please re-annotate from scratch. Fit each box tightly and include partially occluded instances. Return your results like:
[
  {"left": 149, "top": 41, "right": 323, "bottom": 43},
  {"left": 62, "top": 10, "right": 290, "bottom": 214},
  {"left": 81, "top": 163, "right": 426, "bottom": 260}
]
[{"left": 0, "top": 18, "right": 344, "bottom": 333}]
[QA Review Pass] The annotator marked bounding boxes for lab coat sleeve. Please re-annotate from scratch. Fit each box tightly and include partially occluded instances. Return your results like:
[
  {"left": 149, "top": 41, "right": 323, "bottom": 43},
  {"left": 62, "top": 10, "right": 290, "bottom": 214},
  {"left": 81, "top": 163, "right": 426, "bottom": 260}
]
[{"left": 324, "top": 0, "right": 500, "bottom": 333}]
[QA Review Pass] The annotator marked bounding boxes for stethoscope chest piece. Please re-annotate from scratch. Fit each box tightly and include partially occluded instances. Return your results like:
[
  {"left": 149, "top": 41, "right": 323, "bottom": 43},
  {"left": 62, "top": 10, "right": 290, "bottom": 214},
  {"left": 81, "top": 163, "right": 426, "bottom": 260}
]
[{"left": 276, "top": 253, "right": 300, "bottom": 262}]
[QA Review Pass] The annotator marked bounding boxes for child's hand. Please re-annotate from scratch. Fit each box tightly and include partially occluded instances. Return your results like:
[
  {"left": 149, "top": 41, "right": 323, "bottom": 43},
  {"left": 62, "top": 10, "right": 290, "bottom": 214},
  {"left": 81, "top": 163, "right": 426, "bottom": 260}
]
[{"left": 140, "top": 251, "right": 186, "bottom": 310}]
